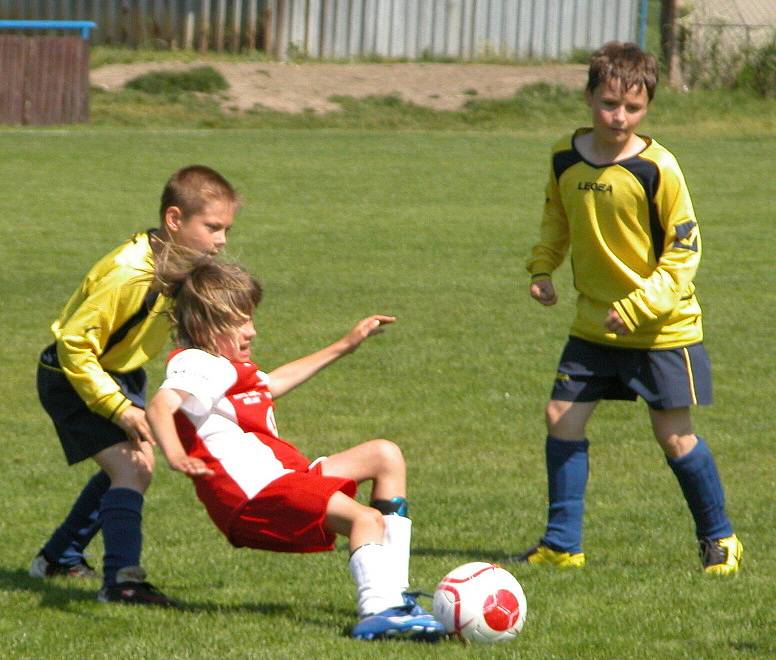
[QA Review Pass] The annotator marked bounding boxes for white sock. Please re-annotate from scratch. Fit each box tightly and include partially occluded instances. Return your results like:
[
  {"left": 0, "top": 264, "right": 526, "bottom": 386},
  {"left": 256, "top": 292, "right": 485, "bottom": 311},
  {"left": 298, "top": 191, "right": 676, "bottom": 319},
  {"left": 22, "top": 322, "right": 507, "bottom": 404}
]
[
  {"left": 382, "top": 515, "right": 412, "bottom": 593},
  {"left": 348, "top": 543, "right": 405, "bottom": 617}
]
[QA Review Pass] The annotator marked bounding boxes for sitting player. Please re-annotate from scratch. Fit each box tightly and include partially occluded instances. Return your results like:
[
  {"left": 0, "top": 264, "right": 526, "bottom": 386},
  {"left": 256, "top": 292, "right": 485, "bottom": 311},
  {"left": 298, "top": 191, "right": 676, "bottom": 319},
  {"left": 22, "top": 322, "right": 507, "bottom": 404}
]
[{"left": 146, "top": 253, "right": 445, "bottom": 641}]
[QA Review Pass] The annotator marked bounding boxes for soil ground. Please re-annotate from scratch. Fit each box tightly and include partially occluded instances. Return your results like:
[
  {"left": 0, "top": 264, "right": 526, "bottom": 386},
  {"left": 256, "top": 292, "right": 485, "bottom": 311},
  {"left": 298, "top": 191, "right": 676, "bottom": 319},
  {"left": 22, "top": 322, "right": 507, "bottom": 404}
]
[{"left": 90, "top": 61, "right": 588, "bottom": 114}]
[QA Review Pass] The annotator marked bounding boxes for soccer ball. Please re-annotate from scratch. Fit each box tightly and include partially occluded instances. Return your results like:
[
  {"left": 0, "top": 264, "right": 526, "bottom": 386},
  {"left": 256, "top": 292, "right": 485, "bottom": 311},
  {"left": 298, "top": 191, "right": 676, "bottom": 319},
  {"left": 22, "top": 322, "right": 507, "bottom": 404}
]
[{"left": 433, "top": 562, "right": 527, "bottom": 643}]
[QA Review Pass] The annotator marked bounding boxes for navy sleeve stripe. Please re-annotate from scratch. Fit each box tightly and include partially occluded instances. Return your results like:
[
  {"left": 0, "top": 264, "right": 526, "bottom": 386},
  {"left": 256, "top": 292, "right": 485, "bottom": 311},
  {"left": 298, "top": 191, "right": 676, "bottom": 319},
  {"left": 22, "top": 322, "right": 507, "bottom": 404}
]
[
  {"left": 102, "top": 289, "right": 160, "bottom": 357},
  {"left": 620, "top": 156, "right": 663, "bottom": 261}
]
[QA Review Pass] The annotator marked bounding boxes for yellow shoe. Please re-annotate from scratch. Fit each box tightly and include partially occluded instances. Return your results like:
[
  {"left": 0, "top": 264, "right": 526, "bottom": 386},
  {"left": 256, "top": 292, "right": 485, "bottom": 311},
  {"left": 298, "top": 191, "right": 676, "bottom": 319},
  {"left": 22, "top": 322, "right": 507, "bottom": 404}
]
[
  {"left": 514, "top": 543, "right": 585, "bottom": 568},
  {"left": 700, "top": 534, "right": 743, "bottom": 576}
]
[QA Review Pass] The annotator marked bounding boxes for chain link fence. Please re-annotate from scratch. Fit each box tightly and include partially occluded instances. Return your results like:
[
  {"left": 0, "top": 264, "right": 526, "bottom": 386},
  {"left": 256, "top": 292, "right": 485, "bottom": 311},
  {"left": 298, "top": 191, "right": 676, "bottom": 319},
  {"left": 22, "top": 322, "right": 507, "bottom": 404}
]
[{"left": 678, "top": 19, "right": 776, "bottom": 90}]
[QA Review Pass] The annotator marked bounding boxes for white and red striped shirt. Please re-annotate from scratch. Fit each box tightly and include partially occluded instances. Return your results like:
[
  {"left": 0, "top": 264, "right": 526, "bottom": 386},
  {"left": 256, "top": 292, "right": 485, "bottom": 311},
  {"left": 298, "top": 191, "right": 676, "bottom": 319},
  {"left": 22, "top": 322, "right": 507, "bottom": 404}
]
[{"left": 161, "top": 348, "right": 311, "bottom": 536}]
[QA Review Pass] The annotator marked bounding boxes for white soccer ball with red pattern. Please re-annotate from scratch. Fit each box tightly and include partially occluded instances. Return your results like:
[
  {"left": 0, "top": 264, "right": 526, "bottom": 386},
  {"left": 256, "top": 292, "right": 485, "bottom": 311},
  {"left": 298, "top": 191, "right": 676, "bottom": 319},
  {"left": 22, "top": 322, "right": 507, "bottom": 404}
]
[{"left": 432, "top": 562, "right": 527, "bottom": 643}]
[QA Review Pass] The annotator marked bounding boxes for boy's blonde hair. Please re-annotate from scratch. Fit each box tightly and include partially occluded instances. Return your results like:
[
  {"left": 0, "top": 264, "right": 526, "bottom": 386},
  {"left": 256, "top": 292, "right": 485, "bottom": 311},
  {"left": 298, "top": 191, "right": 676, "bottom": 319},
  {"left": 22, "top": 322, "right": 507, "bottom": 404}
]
[
  {"left": 587, "top": 41, "right": 659, "bottom": 101},
  {"left": 154, "top": 245, "right": 262, "bottom": 355},
  {"left": 159, "top": 165, "right": 241, "bottom": 222}
]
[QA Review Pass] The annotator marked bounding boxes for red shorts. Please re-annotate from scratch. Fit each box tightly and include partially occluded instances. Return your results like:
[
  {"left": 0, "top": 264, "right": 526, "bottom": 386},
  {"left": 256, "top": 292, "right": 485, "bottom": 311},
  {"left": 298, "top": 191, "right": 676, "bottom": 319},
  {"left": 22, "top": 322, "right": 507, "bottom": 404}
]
[{"left": 227, "top": 463, "right": 357, "bottom": 553}]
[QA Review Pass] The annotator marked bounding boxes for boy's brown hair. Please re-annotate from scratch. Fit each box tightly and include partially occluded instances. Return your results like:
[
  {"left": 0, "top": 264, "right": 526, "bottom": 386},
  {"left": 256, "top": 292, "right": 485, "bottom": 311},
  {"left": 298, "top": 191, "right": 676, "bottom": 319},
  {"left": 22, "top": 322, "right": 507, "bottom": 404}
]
[
  {"left": 154, "top": 246, "right": 262, "bottom": 355},
  {"left": 587, "top": 41, "right": 659, "bottom": 101},
  {"left": 159, "top": 165, "right": 241, "bottom": 222}
]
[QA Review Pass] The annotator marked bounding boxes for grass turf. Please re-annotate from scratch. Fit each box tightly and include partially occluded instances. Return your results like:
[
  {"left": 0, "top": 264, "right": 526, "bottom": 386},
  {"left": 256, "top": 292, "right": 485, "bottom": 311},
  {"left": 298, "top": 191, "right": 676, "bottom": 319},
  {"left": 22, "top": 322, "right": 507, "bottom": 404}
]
[{"left": 0, "top": 127, "right": 773, "bottom": 657}]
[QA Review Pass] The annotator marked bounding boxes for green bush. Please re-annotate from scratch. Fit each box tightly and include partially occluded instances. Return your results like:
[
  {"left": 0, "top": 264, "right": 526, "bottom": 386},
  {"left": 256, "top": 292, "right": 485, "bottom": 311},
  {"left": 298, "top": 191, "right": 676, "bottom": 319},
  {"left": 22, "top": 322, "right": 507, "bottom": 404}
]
[
  {"left": 738, "top": 38, "right": 776, "bottom": 97},
  {"left": 124, "top": 65, "right": 229, "bottom": 95}
]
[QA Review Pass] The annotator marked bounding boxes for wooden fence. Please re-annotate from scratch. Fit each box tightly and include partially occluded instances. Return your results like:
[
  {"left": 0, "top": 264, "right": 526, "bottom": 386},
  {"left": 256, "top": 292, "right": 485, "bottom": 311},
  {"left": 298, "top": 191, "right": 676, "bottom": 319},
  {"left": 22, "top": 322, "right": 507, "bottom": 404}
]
[
  {"left": 0, "top": 1, "right": 271, "bottom": 52},
  {"left": 0, "top": 1, "right": 643, "bottom": 59},
  {"left": 0, "top": 34, "right": 90, "bottom": 124}
]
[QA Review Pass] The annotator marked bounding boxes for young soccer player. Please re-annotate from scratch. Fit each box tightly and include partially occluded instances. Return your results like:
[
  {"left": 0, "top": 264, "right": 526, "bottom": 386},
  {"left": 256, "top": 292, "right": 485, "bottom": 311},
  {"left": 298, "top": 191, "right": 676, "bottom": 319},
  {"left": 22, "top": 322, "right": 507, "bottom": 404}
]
[
  {"left": 32, "top": 166, "right": 240, "bottom": 604},
  {"left": 517, "top": 42, "right": 742, "bottom": 575},
  {"left": 145, "top": 254, "right": 445, "bottom": 641}
]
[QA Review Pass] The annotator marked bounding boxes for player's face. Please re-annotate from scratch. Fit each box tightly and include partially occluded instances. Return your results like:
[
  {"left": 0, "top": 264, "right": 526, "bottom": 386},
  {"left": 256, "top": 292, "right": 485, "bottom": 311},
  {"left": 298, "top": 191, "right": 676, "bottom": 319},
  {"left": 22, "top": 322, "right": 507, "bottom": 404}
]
[
  {"left": 587, "top": 78, "right": 649, "bottom": 148},
  {"left": 215, "top": 319, "right": 256, "bottom": 363},
  {"left": 169, "top": 198, "right": 236, "bottom": 254}
]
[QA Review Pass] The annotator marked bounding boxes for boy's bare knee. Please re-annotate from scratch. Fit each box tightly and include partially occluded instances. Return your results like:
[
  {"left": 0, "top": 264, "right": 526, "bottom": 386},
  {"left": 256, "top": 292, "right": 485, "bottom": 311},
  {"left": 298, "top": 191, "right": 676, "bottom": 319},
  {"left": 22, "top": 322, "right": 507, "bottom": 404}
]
[
  {"left": 544, "top": 400, "right": 594, "bottom": 439},
  {"left": 119, "top": 450, "right": 155, "bottom": 491},
  {"left": 358, "top": 505, "right": 385, "bottom": 535},
  {"left": 371, "top": 439, "right": 405, "bottom": 474},
  {"left": 372, "top": 440, "right": 407, "bottom": 477},
  {"left": 136, "top": 464, "right": 154, "bottom": 490},
  {"left": 545, "top": 401, "right": 565, "bottom": 429},
  {"left": 656, "top": 432, "right": 697, "bottom": 459}
]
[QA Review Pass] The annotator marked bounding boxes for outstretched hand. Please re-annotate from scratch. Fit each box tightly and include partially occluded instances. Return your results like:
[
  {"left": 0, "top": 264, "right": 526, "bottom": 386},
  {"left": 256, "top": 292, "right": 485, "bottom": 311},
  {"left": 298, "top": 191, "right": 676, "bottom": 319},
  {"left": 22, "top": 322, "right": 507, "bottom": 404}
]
[
  {"left": 530, "top": 279, "right": 557, "bottom": 306},
  {"left": 343, "top": 315, "right": 396, "bottom": 352}
]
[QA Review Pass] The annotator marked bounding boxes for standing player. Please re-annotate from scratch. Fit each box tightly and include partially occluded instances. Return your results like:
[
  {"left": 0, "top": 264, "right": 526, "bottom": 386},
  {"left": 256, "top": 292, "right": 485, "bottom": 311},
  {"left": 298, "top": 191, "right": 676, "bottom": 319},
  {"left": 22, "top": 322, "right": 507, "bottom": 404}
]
[
  {"left": 516, "top": 42, "right": 742, "bottom": 574},
  {"left": 146, "top": 254, "right": 445, "bottom": 641},
  {"left": 32, "top": 166, "right": 240, "bottom": 604}
]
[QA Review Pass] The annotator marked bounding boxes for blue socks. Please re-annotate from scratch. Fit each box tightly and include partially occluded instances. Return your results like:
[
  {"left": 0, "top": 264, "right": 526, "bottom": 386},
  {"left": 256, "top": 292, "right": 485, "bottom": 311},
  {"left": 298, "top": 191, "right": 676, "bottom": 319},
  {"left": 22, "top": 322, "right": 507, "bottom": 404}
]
[
  {"left": 100, "top": 487, "right": 144, "bottom": 587},
  {"left": 542, "top": 436, "right": 589, "bottom": 553},
  {"left": 667, "top": 437, "right": 733, "bottom": 540},
  {"left": 540, "top": 435, "right": 732, "bottom": 553},
  {"left": 41, "top": 470, "right": 110, "bottom": 567},
  {"left": 41, "top": 479, "right": 147, "bottom": 585}
]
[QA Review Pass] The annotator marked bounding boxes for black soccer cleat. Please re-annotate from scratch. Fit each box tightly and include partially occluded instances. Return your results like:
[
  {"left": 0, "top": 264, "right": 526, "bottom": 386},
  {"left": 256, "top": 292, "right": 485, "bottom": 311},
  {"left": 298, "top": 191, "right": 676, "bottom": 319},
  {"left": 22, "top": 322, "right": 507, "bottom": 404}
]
[
  {"left": 29, "top": 552, "right": 98, "bottom": 579},
  {"left": 97, "top": 566, "right": 176, "bottom": 607}
]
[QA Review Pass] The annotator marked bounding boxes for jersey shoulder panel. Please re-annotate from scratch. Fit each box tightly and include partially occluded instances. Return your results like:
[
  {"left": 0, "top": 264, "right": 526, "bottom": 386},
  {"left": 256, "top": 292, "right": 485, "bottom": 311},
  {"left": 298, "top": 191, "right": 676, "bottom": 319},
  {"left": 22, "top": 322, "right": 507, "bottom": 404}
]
[
  {"left": 636, "top": 138, "right": 688, "bottom": 189},
  {"left": 90, "top": 231, "right": 154, "bottom": 272},
  {"left": 163, "top": 349, "right": 237, "bottom": 414},
  {"left": 550, "top": 131, "right": 586, "bottom": 182},
  {"left": 550, "top": 133, "right": 575, "bottom": 153},
  {"left": 89, "top": 233, "right": 154, "bottom": 287}
]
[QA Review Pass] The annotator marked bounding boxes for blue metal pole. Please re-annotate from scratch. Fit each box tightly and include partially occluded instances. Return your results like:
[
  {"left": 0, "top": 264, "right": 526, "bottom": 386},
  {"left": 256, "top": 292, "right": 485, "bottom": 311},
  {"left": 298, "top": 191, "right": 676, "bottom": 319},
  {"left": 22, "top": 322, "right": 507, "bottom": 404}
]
[
  {"left": 638, "top": 0, "right": 649, "bottom": 50},
  {"left": 0, "top": 20, "right": 96, "bottom": 40}
]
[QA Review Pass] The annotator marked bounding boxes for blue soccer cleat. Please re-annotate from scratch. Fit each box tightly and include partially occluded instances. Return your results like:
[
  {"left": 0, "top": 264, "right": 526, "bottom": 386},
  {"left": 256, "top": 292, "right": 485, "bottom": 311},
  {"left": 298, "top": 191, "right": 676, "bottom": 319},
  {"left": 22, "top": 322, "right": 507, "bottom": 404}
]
[
  {"left": 401, "top": 590, "right": 434, "bottom": 614},
  {"left": 351, "top": 596, "right": 445, "bottom": 642}
]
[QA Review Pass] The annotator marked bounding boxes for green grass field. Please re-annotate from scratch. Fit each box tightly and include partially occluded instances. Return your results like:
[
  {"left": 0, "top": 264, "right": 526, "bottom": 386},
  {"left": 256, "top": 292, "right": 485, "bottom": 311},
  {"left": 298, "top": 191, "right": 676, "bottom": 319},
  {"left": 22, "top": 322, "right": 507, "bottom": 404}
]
[{"left": 1, "top": 124, "right": 774, "bottom": 658}]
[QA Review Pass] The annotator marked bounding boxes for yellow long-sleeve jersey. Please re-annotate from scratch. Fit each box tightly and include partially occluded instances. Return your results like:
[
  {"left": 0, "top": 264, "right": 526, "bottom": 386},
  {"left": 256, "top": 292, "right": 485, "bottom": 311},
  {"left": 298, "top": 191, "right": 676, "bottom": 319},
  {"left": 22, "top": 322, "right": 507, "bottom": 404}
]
[
  {"left": 48, "top": 231, "right": 172, "bottom": 420},
  {"left": 526, "top": 130, "right": 703, "bottom": 349}
]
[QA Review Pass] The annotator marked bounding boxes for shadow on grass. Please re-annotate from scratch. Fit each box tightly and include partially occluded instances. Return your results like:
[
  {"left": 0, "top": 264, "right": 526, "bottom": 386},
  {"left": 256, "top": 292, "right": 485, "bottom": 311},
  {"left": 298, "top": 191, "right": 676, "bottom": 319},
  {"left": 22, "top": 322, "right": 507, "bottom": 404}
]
[
  {"left": 412, "top": 546, "right": 515, "bottom": 562},
  {"left": 0, "top": 566, "right": 97, "bottom": 609},
  {"left": 0, "top": 566, "right": 294, "bottom": 618},
  {"left": 176, "top": 599, "right": 294, "bottom": 616}
]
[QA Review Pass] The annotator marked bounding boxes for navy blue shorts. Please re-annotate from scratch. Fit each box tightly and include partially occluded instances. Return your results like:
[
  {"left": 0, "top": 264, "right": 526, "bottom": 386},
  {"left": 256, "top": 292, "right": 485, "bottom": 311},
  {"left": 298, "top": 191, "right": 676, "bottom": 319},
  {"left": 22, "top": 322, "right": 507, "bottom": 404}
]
[
  {"left": 550, "top": 336, "right": 712, "bottom": 410},
  {"left": 37, "top": 343, "right": 147, "bottom": 465}
]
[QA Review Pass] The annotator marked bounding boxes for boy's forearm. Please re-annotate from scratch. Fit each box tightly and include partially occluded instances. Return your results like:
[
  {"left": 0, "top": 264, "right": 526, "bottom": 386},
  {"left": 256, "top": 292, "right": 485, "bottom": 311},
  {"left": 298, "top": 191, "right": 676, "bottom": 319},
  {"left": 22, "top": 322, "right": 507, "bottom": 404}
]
[
  {"left": 54, "top": 286, "right": 146, "bottom": 419},
  {"left": 147, "top": 392, "right": 188, "bottom": 466},
  {"left": 612, "top": 233, "right": 701, "bottom": 330},
  {"left": 55, "top": 337, "right": 131, "bottom": 420},
  {"left": 526, "top": 171, "right": 570, "bottom": 277},
  {"left": 526, "top": 232, "right": 568, "bottom": 278},
  {"left": 267, "top": 340, "right": 349, "bottom": 398}
]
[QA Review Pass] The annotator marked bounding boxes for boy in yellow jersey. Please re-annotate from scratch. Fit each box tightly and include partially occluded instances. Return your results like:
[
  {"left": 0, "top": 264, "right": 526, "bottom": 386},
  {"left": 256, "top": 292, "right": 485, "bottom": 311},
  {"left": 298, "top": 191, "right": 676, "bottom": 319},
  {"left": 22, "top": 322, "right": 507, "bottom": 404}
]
[
  {"left": 517, "top": 42, "right": 742, "bottom": 575},
  {"left": 31, "top": 166, "right": 240, "bottom": 604}
]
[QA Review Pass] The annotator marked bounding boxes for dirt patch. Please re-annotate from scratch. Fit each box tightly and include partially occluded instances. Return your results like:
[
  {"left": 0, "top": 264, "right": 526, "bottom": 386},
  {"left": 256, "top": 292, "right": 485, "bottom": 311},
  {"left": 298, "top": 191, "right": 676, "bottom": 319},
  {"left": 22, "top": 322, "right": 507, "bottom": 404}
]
[{"left": 91, "top": 61, "right": 587, "bottom": 114}]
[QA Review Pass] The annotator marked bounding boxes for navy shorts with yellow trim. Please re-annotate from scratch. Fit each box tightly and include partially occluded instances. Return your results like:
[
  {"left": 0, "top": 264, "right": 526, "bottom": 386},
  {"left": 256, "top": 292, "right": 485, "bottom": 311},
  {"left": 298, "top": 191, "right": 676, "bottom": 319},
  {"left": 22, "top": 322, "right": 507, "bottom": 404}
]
[
  {"left": 550, "top": 336, "right": 712, "bottom": 410},
  {"left": 37, "top": 343, "right": 147, "bottom": 465}
]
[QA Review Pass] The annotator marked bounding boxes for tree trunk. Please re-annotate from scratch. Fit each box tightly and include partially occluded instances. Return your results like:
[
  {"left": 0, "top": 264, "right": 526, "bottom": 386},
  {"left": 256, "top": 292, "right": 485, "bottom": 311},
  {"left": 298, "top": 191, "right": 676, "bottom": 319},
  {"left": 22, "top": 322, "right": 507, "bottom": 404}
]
[{"left": 660, "top": 0, "right": 683, "bottom": 89}]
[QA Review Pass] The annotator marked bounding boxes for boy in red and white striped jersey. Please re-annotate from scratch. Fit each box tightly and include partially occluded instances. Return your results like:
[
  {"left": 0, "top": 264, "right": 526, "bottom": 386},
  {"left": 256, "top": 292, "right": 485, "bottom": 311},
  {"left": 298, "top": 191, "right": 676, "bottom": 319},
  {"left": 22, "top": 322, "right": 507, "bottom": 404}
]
[{"left": 147, "top": 254, "right": 444, "bottom": 642}]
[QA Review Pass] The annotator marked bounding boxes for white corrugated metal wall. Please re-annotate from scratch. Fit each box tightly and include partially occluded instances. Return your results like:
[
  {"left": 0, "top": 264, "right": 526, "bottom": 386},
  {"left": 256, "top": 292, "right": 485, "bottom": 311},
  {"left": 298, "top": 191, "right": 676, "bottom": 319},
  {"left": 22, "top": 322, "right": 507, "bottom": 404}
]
[
  {"left": 0, "top": 0, "right": 640, "bottom": 58},
  {"left": 271, "top": 0, "right": 640, "bottom": 60}
]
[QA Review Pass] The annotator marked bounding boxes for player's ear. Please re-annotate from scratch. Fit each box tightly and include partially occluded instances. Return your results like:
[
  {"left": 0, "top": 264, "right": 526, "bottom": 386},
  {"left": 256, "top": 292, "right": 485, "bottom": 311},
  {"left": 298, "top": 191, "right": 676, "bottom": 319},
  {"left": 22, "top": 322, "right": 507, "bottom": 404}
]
[{"left": 163, "top": 205, "right": 184, "bottom": 232}]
